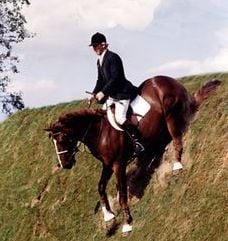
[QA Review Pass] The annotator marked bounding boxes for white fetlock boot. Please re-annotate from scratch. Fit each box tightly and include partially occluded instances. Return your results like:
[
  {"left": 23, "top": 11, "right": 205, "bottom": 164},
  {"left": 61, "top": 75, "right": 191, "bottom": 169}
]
[
  {"left": 173, "top": 161, "right": 183, "bottom": 172},
  {"left": 122, "top": 223, "right": 133, "bottom": 233},
  {"left": 102, "top": 206, "right": 115, "bottom": 222}
]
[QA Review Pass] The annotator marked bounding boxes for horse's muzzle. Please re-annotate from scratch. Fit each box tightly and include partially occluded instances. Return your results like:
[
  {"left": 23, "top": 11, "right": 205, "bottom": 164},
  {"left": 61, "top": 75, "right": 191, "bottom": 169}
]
[{"left": 58, "top": 159, "right": 76, "bottom": 169}]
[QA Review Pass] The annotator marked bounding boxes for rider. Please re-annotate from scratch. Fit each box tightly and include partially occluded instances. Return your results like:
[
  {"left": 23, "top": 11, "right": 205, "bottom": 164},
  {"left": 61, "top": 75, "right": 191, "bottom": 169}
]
[{"left": 88, "top": 32, "right": 145, "bottom": 156}]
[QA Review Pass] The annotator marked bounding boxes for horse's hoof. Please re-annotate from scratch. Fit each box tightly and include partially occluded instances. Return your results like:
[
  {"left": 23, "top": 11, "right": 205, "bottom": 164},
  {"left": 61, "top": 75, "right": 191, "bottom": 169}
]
[
  {"left": 122, "top": 224, "right": 133, "bottom": 233},
  {"left": 105, "top": 219, "right": 119, "bottom": 237},
  {"left": 173, "top": 162, "right": 183, "bottom": 171}
]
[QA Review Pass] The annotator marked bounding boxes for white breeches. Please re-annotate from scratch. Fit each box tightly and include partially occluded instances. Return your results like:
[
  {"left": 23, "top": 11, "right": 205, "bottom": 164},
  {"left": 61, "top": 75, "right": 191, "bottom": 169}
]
[{"left": 104, "top": 97, "right": 130, "bottom": 125}]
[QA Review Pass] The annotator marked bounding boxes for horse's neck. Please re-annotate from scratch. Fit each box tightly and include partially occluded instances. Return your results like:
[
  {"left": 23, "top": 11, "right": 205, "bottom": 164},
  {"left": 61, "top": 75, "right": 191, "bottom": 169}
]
[{"left": 78, "top": 115, "right": 102, "bottom": 144}]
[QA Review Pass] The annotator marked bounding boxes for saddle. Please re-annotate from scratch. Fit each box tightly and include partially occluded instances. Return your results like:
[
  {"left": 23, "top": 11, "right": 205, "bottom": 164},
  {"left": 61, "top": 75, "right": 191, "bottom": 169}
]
[{"left": 104, "top": 95, "right": 151, "bottom": 131}]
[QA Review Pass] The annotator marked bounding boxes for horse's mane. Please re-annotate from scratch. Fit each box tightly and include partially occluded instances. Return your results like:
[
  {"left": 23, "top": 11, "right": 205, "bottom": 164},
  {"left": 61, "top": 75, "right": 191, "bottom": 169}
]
[{"left": 57, "top": 108, "right": 105, "bottom": 127}]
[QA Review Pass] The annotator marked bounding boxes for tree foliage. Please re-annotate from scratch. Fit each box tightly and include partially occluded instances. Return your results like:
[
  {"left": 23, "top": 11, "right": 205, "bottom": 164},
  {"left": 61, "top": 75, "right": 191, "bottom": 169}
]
[{"left": 0, "top": 0, "right": 31, "bottom": 115}]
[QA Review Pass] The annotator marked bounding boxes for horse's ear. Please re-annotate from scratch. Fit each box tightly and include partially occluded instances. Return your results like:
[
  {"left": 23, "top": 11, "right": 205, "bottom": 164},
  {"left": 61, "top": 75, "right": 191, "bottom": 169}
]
[
  {"left": 44, "top": 128, "right": 53, "bottom": 138},
  {"left": 44, "top": 127, "right": 52, "bottom": 132}
]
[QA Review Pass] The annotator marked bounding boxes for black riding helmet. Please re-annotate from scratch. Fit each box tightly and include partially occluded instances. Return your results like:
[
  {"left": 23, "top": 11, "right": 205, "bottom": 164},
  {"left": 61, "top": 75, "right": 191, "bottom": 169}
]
[{"left": 89, "top": 32, "right": 107, "bottom": 47}]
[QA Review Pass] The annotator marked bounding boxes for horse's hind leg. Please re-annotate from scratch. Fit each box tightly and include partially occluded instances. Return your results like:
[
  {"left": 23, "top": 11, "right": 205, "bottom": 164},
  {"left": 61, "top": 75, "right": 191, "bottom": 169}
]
[
  {"left": 113, "top": 162, "right": 133, "bottom": 233},
  {"left": 98, "top": 165, "right": 115, "bottom": 222},
  {"left": 166, "top": 116, "right": 184, "bottom": 171}
]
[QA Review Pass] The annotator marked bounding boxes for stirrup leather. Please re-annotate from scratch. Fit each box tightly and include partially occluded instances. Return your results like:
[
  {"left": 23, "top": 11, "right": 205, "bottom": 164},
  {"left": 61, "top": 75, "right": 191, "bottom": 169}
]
[{"left": 133, "top": 141, "right": 145, "bottom": 156}]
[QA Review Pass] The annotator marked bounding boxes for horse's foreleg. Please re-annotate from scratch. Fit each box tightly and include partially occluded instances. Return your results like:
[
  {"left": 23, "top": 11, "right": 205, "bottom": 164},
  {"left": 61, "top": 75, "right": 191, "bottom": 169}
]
[
  {"left": 172, "top": 136, "right": 183, "bottom": 171},
  {"left": 113, "top": 163, "right": 133, "bottom": 233},
  {"left": 98, "top": 165, "right": 115, "bottom": 222},
  {"left": 166, "top": 116, "right": 184, "bottom": 171}
]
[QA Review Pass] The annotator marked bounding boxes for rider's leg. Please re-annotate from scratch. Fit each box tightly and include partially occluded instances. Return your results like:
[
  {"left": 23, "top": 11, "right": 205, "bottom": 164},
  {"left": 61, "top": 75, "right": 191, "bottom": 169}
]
[
  {"left": 114, "top": 99, "right": 130, "bottom": 126},
  {"left": 115, "top": 100, "right": 145, "bottom": 156},
  {"left": 121, "top": 119, "right": 145, "bottom": 156}
]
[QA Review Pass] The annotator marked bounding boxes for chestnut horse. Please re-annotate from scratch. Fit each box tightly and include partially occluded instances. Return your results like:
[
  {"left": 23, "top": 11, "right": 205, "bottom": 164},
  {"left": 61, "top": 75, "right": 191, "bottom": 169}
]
[{"left": 45, "top": 76, "right": 220, "bottom": 234}]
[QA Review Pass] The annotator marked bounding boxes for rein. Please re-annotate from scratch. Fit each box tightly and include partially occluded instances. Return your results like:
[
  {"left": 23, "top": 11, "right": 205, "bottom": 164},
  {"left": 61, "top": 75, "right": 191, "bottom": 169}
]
[
  {"left": 75, "top": 114, "right": 104, "bottom": 155},
  {"left": 77, "top": 117, "right": 101, "bottom": 154},
  {"left": 80, "top": 120, "right": 93, "bottom": 143}
]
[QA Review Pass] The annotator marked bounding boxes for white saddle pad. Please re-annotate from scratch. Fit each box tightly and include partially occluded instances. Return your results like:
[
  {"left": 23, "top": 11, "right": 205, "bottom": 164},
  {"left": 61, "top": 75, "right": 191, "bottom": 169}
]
[{"left": 106, "top": 95, "right": 151, "bottom": 131}]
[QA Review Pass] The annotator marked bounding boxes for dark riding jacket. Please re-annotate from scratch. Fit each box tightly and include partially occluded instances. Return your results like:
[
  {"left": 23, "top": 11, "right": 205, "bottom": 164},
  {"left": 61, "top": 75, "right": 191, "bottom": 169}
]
[{"left": 92, "top": 50, "right": 138, "bottom": 102}]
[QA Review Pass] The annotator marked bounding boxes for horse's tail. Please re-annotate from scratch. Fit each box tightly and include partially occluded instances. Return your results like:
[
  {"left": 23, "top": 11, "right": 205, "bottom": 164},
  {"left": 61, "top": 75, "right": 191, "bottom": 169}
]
[{"left": 193, "top": 79, "right": 221, "bottom": 110}]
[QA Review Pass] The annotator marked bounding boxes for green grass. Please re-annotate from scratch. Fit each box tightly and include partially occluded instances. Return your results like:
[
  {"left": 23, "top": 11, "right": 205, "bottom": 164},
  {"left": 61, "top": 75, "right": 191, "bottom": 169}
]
[{"left": 0, "top": 73, "right": 227, "bottom": 241}]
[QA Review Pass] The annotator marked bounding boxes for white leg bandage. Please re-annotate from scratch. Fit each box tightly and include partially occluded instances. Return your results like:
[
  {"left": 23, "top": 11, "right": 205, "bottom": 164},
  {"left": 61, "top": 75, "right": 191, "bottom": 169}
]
[
  {"left": 122, "top": 224, "right": 133, "bottom": 233},
  {"left": 102, "top": 206, "right": 115, "bottom": 222},
  {"left": 173, "top": 161, "right": 183, "bottom": 171}
]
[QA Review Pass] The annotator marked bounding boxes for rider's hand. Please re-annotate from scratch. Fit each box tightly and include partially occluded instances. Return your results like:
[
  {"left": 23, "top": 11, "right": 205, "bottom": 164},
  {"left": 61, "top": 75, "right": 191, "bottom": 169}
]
[
  {"left": 96, "top": 91, "right": 105, "bottom": 101},
  {"left": 87, "top": 95, "right": 96, "bottom": 105}
]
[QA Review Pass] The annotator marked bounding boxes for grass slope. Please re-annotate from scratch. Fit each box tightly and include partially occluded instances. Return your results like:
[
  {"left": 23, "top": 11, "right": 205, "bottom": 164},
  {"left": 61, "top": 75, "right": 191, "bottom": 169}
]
[{"left": 0, "top": 73, "right": 227, "bottom": 241}]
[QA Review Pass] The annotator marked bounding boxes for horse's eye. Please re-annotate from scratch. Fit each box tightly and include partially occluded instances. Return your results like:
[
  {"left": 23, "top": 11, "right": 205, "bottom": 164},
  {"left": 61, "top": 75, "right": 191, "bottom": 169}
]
[{"left": 58, "top": 134, "right": 66, "bottom": 142}]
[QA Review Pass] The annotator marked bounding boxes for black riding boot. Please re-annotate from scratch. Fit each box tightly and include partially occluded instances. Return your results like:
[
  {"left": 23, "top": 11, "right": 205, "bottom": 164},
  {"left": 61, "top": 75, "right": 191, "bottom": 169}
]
[{"left": 122, "top": 120, "right": 145, "bottom": 156}]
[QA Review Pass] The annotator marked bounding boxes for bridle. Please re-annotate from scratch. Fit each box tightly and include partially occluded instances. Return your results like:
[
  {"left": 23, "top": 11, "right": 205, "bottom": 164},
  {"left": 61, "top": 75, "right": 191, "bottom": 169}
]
[
  {"left": 52, "top": 131, "right": 77, "bottom": 168},
  {"left": 50, "top": 118, "right": 99, "bottom": 167}
]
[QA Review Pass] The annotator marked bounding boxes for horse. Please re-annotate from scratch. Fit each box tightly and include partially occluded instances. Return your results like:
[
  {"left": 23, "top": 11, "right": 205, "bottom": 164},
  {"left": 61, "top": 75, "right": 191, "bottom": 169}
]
[{"left": 45, "top": 75, "right": 221, "bottom": 234}]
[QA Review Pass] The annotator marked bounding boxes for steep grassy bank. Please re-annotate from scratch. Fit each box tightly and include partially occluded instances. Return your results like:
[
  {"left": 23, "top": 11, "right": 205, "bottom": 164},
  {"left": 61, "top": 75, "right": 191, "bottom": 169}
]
[{"left": 0, "top": 73, "right": 227, "bottom": 241}]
